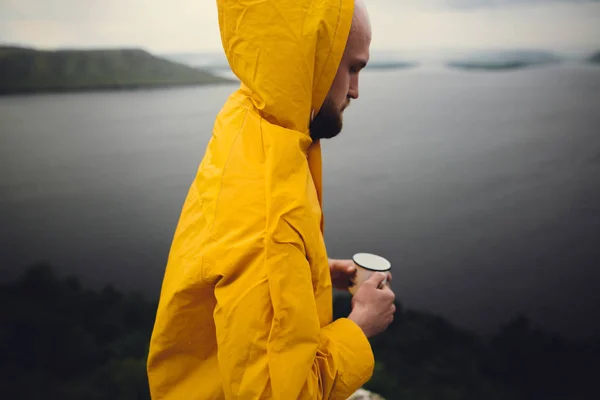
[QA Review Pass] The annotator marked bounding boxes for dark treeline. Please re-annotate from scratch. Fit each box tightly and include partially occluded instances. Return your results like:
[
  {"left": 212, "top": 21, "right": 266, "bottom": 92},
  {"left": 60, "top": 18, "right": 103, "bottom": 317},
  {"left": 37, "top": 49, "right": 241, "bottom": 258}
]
[
  {"left": 1, "top": 264, "right": 598, "bottom": 399},
  {"left": 1, "top": 264, "right": 153, "bottom": 399},
  {"left": 334, "top": 295, "right": 599, "bottom": 400}
]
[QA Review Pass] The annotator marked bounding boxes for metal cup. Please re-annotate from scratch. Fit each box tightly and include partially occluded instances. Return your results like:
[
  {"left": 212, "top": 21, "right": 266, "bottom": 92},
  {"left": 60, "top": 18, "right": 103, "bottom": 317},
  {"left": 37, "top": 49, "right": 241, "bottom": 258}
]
[{"left": 348, "top": 252, "right": 391, "bottom": 295}]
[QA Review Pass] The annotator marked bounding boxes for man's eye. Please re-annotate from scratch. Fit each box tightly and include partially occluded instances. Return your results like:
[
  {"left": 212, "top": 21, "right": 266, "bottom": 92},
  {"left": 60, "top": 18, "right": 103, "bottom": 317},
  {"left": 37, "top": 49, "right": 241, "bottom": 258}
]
[{"left": 350, "top": 63, "right": 366, "bottom": 74}]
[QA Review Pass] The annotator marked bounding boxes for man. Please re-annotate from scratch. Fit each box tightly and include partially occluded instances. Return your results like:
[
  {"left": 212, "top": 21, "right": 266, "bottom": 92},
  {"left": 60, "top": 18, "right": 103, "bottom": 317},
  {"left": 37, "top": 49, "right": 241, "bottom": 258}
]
[{"left": 147, "top": 0, "right": 396, "bottom": 399}]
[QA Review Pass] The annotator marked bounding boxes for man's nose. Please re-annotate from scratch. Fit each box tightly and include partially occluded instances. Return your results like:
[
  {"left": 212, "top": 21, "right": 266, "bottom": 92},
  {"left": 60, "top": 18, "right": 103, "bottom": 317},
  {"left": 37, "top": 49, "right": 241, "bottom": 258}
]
[{"left": 348, "top": 77, "right": 360, "bottom": 99}]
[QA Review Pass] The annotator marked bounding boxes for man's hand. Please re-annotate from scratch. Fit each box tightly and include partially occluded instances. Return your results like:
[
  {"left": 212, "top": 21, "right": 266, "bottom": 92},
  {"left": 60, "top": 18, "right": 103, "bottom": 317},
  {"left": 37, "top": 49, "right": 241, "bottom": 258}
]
[
  {"left": 329, "top": 259, "right": 357, "bottom": 291},
  {"left": 329, "top": 258, "right": 393, "bottom": 291},
  {"left": 348, "top": 272, "right": 396, "bottom": 338}
]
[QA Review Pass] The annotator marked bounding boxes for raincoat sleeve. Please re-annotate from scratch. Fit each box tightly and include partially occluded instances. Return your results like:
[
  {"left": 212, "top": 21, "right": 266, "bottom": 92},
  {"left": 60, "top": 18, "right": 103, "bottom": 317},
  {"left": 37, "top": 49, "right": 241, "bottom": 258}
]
[{"left": 212, "top": 238, "right": 375, "bottom": 400}]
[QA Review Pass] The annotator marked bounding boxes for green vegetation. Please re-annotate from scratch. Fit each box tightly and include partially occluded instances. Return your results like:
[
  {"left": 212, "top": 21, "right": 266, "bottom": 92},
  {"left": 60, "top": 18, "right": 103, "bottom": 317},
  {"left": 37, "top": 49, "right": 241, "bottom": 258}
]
[
  {"left": 1, "top": 265, "right": 597, "bottom": 399},
  {"left": 334, "top": 294, "right": 598, "bottom": 400},
  {"left": 1, "top": 264, "right": 154, "bottom": 399},
  {"left": 0, "top": 46, "right": 234, "bottom": 94}
]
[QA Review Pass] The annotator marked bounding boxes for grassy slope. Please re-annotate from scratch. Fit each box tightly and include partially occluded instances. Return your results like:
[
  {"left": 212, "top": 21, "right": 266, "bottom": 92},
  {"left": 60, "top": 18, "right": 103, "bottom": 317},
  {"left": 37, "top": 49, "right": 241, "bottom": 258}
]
[{"left": 0, "top": 46, "right": 234, "bottom": 94}]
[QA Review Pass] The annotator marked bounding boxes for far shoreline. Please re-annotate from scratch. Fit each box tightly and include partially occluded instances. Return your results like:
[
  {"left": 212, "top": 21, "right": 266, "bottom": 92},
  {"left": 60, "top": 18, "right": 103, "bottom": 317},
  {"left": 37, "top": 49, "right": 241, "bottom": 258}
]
[{"left": 0, "top": 80, "right": 238, "bottom": 96}]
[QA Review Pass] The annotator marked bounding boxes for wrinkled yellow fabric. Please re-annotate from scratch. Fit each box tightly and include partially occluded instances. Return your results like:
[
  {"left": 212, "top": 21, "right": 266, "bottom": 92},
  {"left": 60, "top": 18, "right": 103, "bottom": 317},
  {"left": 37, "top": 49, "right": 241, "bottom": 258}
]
[{"left": 147, "top": 1, "right": 375, "bottom": 399}]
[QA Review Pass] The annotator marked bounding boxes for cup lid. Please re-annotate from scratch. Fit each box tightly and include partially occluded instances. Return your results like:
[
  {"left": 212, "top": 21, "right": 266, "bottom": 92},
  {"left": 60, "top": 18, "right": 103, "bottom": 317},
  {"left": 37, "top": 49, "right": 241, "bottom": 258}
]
[{"left": 352, "top": 253, "right": 391, "bottom": 272}]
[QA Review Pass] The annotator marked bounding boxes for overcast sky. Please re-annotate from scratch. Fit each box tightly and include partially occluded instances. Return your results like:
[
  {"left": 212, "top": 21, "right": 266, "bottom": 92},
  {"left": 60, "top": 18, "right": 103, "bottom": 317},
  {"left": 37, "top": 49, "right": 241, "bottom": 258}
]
[{"left": 1, "top": 0, "right": 599, "bottom": 53}]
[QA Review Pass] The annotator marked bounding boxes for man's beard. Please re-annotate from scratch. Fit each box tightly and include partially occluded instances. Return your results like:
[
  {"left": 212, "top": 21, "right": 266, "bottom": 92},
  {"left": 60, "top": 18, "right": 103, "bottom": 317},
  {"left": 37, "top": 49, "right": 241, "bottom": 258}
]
[{"left": 309, "top": 98, "right": 344, "bottom": 141}]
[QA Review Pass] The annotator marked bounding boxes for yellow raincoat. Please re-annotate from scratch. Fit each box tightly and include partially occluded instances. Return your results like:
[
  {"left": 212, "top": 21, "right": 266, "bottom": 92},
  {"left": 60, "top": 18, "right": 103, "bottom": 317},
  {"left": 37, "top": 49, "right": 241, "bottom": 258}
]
[{"left": 147, "top": 0, "right": 374, "bottom": 398}]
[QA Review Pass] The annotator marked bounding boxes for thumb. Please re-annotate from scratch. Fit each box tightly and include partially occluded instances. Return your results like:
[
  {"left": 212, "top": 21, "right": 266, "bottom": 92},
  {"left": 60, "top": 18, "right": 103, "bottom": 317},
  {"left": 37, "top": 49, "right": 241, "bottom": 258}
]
[{"left": 365, "top": 272, "right": 388, "bottom": 287}]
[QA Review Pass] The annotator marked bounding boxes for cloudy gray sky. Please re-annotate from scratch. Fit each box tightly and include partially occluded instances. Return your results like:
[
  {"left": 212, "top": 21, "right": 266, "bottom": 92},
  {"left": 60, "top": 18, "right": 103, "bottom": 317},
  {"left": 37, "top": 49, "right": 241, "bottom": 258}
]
[{"left": 1, "top": 0, "right": 599, "bottom": 52}]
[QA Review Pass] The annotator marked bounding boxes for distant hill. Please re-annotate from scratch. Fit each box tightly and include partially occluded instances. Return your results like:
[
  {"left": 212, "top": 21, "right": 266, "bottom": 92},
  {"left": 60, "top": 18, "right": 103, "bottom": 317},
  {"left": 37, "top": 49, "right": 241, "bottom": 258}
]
[
  {"left": 0, "top": 46, "right": 234, "bottom": 94},
  {"left": 445, "top": 49, "right": 563, "bottom": 71},
  {"left": 589, "top": 51, "right": 600, "bottom": 64},
  {"left": 446, "top": 60, "right": 538, "bottom": 71},
  {"left": 366, "top": 61, "right": 419, "bottom": 70}
]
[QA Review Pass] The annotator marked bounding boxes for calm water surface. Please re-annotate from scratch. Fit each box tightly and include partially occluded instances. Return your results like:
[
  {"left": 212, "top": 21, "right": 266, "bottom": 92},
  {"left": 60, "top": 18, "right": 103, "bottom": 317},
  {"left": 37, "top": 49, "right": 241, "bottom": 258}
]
[{"left": 1, "top": 65, "right": 599, "bottom": 339}]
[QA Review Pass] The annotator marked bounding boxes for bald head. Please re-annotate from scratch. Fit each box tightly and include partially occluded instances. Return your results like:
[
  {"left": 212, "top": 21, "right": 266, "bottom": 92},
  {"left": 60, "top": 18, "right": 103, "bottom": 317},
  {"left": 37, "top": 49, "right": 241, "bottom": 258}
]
[{"left": 352, "top": 0, "right": 372, "bottom": 41}]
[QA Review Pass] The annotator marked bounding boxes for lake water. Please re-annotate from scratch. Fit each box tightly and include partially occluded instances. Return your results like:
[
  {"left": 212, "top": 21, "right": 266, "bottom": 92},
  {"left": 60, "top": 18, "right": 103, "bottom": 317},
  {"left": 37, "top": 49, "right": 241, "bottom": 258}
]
[{"left": 1, "top": 64, "right": 599, "bottom": 339}]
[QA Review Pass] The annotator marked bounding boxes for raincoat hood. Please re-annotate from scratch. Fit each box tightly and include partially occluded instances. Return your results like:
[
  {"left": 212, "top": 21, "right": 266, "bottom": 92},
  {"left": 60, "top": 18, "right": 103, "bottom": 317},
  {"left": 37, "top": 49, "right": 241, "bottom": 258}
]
[{"left": 218, "top": 0, "right": 354, "bottom": 133}]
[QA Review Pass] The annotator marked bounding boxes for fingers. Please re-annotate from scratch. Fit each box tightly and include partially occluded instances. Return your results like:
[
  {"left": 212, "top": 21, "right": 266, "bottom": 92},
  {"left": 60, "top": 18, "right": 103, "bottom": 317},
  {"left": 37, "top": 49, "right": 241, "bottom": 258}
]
[
  {"left": 329, "top": 259, "right": 356, "bottom": 273},
  {"left": 385, "top": 303, "right": 396, "bottom": 325},
  {"left": 385, "top": 289, "right": 395, "bottom": 306},
  {"left": 378, "top": 279, "right": 395, "bottom": 296},
  {"left": 366, "top": 272, "right": 388, "bottom": 287}
]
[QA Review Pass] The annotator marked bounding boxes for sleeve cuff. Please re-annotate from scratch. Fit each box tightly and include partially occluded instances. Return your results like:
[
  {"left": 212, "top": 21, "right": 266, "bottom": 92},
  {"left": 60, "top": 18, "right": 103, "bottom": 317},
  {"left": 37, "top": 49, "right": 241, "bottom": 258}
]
[{"left": 320, "top": 317, "right": 375, "bottom": 399}]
